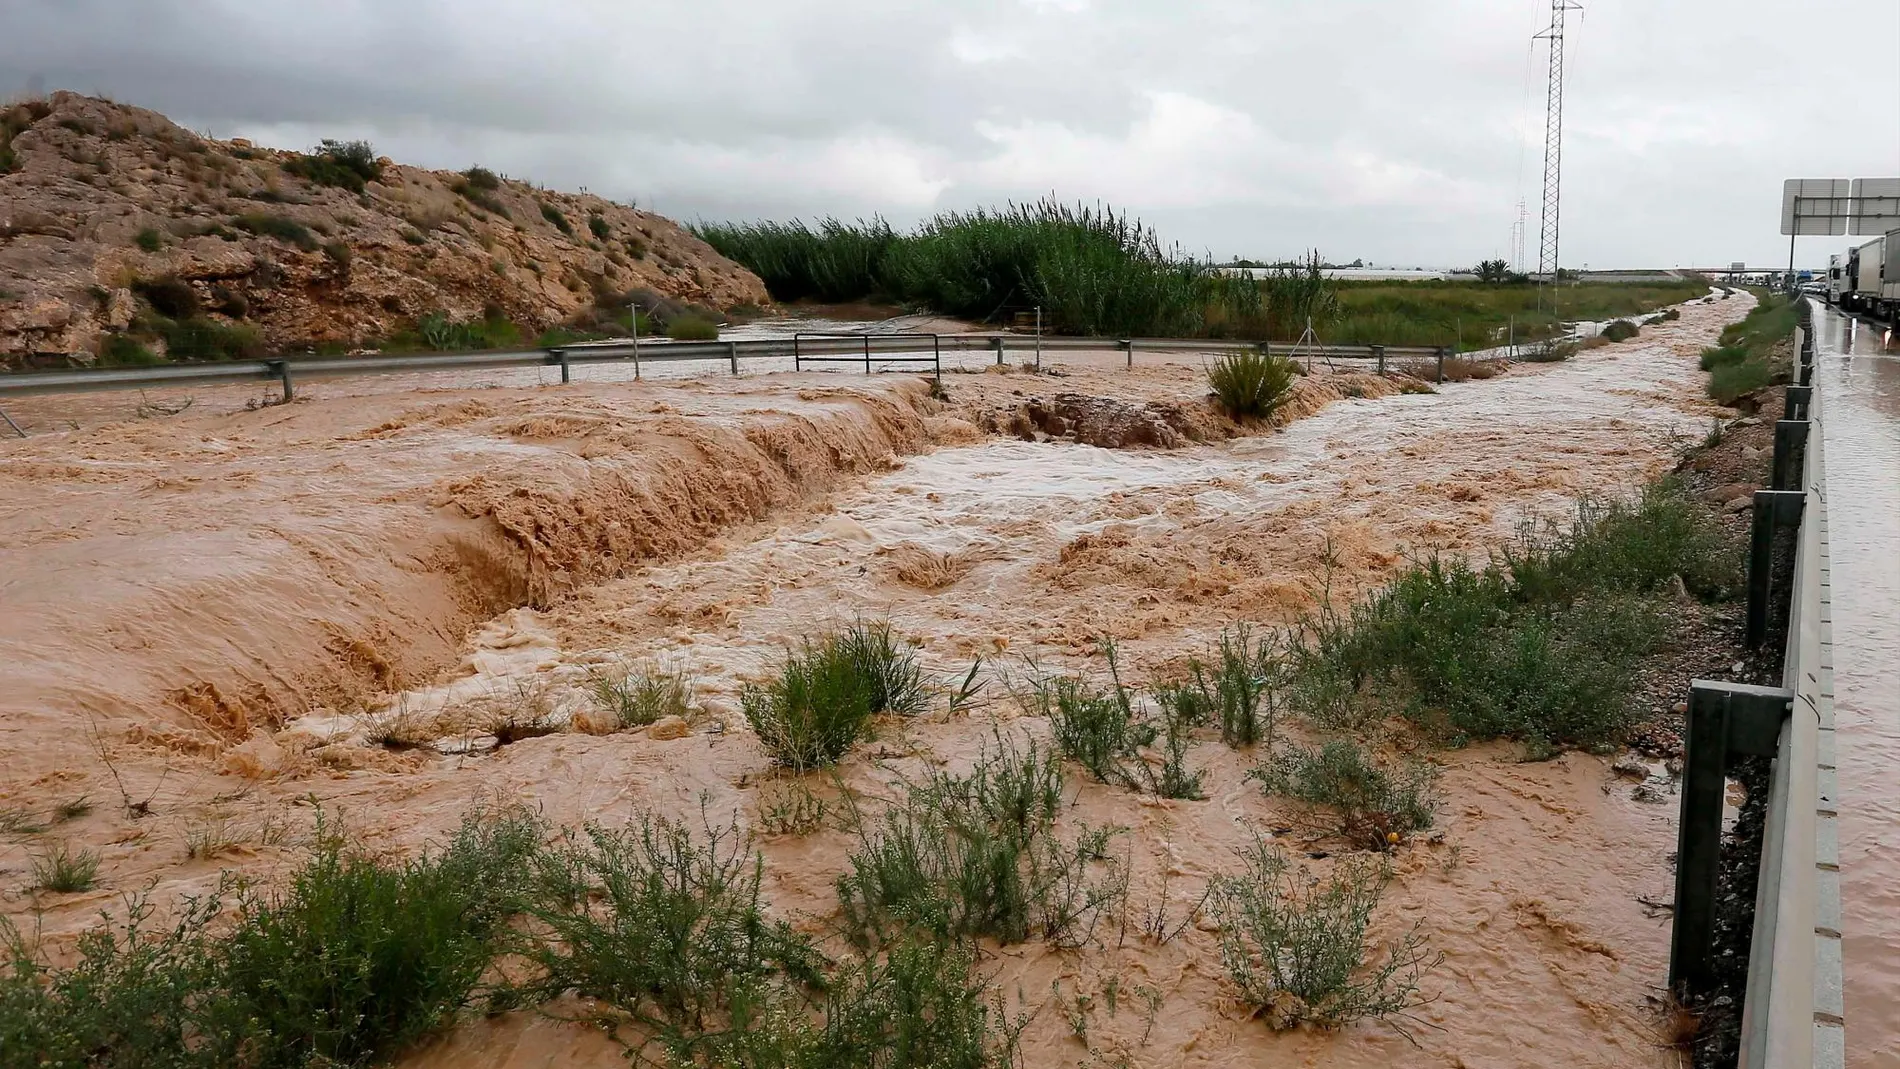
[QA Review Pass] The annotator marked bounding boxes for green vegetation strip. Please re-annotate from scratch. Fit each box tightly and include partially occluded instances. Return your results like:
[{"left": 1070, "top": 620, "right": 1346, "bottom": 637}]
[{"left": 1701, "top": 292, "right": 1797, "bottom": 404}]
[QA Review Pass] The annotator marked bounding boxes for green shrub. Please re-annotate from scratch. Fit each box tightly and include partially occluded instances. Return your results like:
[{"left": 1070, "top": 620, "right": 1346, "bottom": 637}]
[
  {"left": 461, "top": 166, "right": 500, "bottom": 191},
  {"left": 414, "top": 311, "right": 522, "bottom": 352},
  {"left": 539, "top": 202, "right": 573, "bottom": 236},
  {"left": 589, "top": 663, "right": 694, "bottom": 729},
  {"left": 1253, "top": 739, "right": 1438, "bottom": 850},
  {"left": 192, "top": 809, "right": 540, "bottom": 1067},
  {"left": 99, "top": 334, "right": 162, "bottom": 366},
  {"left": 1211, "top": 840, "right": 1433, "bottom": 1030},
  {"left": 1600, "top": 319, "right": 1639, "bottom": 342},
  {"left": 515, "top": 813, "right": 822, "bottom": 1051},
  {"left": 159, "top": 317, "right": 264, "bottom": 361},
  {"left": 134, "top": 227, "right": 163, "bottom": 253},
  {"left": 742, "top": 623, "right": 923, "bottom": 771},
  {"left": 588, "top": 214, "right": 612, "bottom": 241},
  {"left": 283, "top": 139, "right": 382, "bottom": 193},
  {"left": 233, "top": 212, "right": 319, "bottom": 251},
  {"left": 0, "top": 898, "right": 215, "bottom": 1067},
  {"left": 1207, "top": 350, "right": 1299, "bottom": 420},
  {"left": 132, "top": 276, "right": 200, "bottom": 319},
  {"left": 666, "top": 314, "right": 719, "bottom": 341}
]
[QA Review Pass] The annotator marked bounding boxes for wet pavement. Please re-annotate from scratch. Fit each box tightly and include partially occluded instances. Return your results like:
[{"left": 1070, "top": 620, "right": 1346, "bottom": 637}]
[{"left": 1811, "top": 303, "right": 1900, "bottom": 1067}]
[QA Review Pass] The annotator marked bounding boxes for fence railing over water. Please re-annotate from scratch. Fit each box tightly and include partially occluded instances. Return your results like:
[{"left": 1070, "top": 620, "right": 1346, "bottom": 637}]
[
  {"left": 1669, "top": 298, "right": 1843, "bottom": 1069},
  {"left": 0, "top": 334, "right": 1458, "bottom": 405}
]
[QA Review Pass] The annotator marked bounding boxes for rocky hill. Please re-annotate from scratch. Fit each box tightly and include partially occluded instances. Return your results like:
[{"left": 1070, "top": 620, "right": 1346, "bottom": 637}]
[{"left": 0, "top": 92, "right": 770, "bottom": 366}]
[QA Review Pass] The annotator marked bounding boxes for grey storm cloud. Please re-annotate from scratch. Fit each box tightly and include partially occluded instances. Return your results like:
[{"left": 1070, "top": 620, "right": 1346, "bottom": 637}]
[{"left": 4, "top": 0, "right": 1897, "bottom": 268}]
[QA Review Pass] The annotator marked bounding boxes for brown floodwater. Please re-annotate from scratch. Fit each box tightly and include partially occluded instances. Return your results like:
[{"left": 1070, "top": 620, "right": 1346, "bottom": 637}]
[{"left": 1811, "top": 304, "right": 1900, "bottom": 1066}]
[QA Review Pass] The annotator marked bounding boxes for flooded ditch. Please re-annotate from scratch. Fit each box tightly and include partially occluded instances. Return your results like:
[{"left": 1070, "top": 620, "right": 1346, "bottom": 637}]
[{"left": 0, "top": 294, "right": 1750, "bottom": 1067}]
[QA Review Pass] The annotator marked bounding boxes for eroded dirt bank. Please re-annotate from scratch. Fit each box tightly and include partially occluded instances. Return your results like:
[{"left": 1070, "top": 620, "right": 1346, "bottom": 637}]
[{"left": 0, "top": 295, "right": 1747, "bottom": 1068}]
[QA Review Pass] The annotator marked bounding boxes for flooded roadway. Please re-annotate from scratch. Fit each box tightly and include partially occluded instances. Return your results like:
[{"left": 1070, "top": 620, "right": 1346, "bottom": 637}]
[{"left": 1812, "top": 303, "right": 1900, "bottom": 1067}]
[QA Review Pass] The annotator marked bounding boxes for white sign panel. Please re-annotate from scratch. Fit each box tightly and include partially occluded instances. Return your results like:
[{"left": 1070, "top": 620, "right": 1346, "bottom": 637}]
[
  {"left": 1781, "top": 178, "right": 1851, "bottom": 236},
  {"left": 1850, "top": 177, "right": 1900, "bottom": 236}
]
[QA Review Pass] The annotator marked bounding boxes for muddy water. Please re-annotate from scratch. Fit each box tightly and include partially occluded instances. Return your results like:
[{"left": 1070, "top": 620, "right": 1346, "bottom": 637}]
[
  {"left": 1812, "top": 305, "right": 1900, "bottom": 1066},
  {"left": 376, "top": 298, "right": 1740, "bottom": 1068}
]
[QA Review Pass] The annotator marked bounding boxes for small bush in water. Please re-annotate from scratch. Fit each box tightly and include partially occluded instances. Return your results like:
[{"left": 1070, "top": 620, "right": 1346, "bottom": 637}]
[{"left": 1206, "top": 349, "right": 1300, "bottom": 419}]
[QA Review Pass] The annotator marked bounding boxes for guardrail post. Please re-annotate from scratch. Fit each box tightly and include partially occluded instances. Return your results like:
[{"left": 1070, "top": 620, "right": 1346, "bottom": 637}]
[
  {"left": 266, "top": 359, "right": 293, "bottom": 401},
  {"left": 1782, "top": 385, "right": 1812, "bottom": 421},
  {"left": 1745, "top": 489, "right": 1806, "bottom": 647},
  {"left": 1122, "top": 339, "right": 1134, "bottom": 369},
  {"left": 544, "top": 349, "right": 570, "bottom": 384},
  {"left": 794, "top": 335, "right": 802, "bottom": 372},
  {"left": 992, "top": 336, "right": 1004, "bottom": 367},
  {"left": 1670, "top": 681, "right": 1795, "bottom": 996},
  {"left": 1771, "top": 420, "right": 1810, "bottom": 491},
  {"left": 1435, "top": 347, "right": 1447, "bottom": 384},
  {"left": 728, "top": 341, "right": 739, "bottom": 376},
  {"left": 1372, "top": 344, "right": 1385, "bottom": 374},
  {"left": 864, "top": 334, "right": 872, "bottom": 375}
]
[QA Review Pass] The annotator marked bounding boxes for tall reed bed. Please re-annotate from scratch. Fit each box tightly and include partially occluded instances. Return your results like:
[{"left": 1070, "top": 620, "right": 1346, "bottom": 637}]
[{"left": 696, "top": 201, "right": 1266, "bottom": 338}]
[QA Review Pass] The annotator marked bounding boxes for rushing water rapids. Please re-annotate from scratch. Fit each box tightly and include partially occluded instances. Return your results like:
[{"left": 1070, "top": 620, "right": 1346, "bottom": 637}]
[{"left": 0, "top": 293, "right": 1752, "bottom": 1067}]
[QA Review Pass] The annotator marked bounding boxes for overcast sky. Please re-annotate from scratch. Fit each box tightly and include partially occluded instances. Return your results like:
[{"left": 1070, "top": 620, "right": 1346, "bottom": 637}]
[{"left": 6, "top": 0, "right": 1898, "bottom": 268}]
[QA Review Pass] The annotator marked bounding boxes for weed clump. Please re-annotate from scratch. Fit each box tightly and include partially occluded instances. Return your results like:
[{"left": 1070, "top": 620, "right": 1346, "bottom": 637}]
[
  {"left": 1212, "top": 840, "right": 1434, "bottom": 1030},
  {"left": 1254, "top": 740, "right": 1438, "bottom": 851},
  {"left": 743, "top": 622, "right": 924, "bottom": 771},
  {"left": 192, "top": 810, "right": 539, "bottom": 1066},
  {"left": 1157, "top": 625, "right": 1283, "bottom": 748},
  {"left": 134, "top": 227, "right": 163, "bottom": 252},
  {"left": 1030, "top": 646, "right": 1203, "bottom": 798},
  {"left": 1601, "top": 319, "right": 1639, "bottom": 342},
  {"left": 514, "top": 813, "right": 823, "bottom": 1052},
  {"left": 283, "top": 139, "right": 382, "bottom": 192},
  {"left": 837, "top": 737, "right": 1126, "bottom": 949},
  {"left": 31, "top": 844, "right": 100, "bottom": 893},
  {"left": 588, "top": 663, "right": 695, "bottom": 729},
  {"left": 1207, "top": 350, "right": 1299, "bottom": 420}
]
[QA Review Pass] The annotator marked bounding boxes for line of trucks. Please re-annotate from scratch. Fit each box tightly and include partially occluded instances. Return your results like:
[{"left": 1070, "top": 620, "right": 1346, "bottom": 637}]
[{"left": 1825, "top": 229, "right": 1900, "bottom": 320}]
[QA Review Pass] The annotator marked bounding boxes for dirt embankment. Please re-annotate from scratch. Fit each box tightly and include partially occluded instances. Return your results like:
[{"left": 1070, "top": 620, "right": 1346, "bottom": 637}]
[
  {"left": 0, "top": 92, "right": 768, "bottom": 364},
  {"left": 0, "top": 378, "right": 929, "bottom": 772}
]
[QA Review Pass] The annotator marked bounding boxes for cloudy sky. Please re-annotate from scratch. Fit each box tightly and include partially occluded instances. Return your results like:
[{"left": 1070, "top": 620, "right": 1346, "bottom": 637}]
[{"left": 6, "top": 0, "right": 1898, "bottom": 268}]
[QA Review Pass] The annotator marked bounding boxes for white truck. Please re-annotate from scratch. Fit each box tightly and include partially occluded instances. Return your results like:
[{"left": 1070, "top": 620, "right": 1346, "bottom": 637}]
[{"left": 1838, "top": 231, "right": 1899, "bottom": 320}]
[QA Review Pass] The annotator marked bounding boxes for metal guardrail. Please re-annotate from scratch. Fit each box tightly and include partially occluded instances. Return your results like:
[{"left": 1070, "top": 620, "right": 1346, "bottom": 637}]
[
  {"left": 0, "top": 334, "right": 1456, "bottom": 400},
  {"left": 1669, "top": 299, "right": 1842, "bottom": 1069}
]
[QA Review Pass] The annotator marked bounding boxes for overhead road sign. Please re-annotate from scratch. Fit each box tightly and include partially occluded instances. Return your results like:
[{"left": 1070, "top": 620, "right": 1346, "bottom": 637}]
[
  {"left": 1849, "top": 177, "right": 1900, "bottom": 235},
  {"left": 1782, "top": 177, "right": 1900, "bottom": 236}
]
